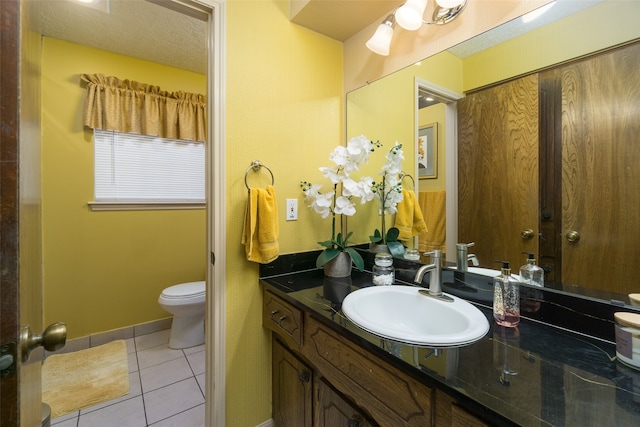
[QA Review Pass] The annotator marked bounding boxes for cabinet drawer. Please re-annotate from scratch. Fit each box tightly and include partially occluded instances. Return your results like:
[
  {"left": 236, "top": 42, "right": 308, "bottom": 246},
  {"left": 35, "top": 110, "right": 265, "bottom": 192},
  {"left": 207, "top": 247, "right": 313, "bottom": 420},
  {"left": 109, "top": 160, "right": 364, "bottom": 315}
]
[
  {"left": 263, "top": 290, "right": 303, "bottom": 347},
  {"left": 302, "top": 315, "right": 433, "bottom": 426}
]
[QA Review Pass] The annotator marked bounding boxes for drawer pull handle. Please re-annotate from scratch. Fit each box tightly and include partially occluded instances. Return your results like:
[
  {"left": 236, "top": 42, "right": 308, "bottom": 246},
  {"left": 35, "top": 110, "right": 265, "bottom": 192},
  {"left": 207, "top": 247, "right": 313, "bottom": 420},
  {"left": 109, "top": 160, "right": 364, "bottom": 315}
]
[
  {"left": 278, "top": 315, "right": 287, "bottom": 325},
  {"left": 270, "top": 309, "right": 279, "bottom": 321}
]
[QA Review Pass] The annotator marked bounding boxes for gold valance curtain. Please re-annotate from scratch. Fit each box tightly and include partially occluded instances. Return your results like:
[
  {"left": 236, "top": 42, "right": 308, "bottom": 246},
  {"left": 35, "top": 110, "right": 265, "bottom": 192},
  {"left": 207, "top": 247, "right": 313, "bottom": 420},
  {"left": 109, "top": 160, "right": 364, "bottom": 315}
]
[{"left": 80, "top": 73, "right": 206, "bottom": 142}]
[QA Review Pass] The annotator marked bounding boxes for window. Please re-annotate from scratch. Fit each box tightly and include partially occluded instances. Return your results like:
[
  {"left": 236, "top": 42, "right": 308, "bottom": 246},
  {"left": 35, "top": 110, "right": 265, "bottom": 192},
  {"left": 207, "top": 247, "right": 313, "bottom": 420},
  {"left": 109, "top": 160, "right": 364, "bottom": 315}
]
[{"left": 92, "top": 130, "right": 205, "bottom": 210}]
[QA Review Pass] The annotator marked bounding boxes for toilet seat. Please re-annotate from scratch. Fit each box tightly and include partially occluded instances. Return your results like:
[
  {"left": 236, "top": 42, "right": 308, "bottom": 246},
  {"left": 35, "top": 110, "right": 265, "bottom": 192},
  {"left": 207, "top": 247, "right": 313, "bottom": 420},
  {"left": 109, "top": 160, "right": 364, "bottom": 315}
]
[{"left": 160, "top": 281, "right": 205, "bottom": 301}]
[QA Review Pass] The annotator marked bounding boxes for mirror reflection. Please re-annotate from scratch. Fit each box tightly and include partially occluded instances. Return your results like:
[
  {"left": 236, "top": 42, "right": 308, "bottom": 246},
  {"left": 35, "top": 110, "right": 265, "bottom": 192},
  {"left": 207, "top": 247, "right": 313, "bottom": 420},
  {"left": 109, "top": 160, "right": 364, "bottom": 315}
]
[{"left": 346, "top": 0, "right": 640, "bottom": 307}]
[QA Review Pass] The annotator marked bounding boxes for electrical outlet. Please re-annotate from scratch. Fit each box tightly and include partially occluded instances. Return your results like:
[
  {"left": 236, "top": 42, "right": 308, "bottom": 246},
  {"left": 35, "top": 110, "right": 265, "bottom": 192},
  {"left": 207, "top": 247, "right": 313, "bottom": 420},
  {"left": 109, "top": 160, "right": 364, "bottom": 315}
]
[{"left": 286, "top": 199, "right": 298, "bottom": 221}]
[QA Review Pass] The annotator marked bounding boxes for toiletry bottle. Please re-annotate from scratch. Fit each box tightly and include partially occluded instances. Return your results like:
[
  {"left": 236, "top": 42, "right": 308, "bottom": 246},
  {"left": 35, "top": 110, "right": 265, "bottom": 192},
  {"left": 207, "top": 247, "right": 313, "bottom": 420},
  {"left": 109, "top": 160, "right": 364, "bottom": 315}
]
[
  {"left": 493, "top": 261, "right": 520, "bottom": 327},
  {"left": 372, "top": 253, "right": 395, "bottom": 286},
  {"left": 519, "top": 252, "right": 544, "bottom": 288}
]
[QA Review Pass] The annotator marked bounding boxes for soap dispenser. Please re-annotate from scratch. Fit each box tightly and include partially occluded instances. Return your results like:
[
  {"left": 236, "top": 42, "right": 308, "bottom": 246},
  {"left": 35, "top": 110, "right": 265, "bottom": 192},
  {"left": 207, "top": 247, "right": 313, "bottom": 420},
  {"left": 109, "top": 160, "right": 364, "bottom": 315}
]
[
  {"left": 519, "top": 252, "right": 544, "bottom": 288},
  {"left": 493, "top": 261, "right": 520, "bottom": 327}
]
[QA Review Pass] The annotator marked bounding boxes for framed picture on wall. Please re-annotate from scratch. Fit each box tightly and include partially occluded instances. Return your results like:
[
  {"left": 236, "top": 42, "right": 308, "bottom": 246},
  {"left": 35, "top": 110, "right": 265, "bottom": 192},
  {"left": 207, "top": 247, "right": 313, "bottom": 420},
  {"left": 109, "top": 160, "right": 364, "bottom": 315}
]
[{"left": 418, "top": 123, "right": 437, "bottom": 179}]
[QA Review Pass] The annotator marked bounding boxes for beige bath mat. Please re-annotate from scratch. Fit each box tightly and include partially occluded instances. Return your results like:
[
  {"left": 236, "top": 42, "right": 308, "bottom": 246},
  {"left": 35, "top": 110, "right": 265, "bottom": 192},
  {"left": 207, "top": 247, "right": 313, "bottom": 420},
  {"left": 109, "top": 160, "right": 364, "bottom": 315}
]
[{"left": 42, "top": 340, "right": 130, "bottom": 418}]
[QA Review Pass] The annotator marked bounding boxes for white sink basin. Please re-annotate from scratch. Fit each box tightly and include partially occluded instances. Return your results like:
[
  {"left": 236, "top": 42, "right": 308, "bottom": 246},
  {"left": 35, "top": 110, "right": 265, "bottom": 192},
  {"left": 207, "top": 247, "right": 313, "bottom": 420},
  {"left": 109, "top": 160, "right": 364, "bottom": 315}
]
[
  {"left": 451, "top": 266, "right": 520, "bottom": 280},
  {"left": 451, "top": 266, "right": 501, "bottom": 277},
  {"left": 342, "top": 285, "right": 490, "bottom": 347}
]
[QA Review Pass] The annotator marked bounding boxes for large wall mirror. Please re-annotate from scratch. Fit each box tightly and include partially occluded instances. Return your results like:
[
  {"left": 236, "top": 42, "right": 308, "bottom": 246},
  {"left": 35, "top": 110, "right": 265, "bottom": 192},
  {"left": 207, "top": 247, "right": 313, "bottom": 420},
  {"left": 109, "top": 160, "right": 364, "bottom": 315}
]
[{"left": 346, "top": 0, "right": 640, "bottom": 308}]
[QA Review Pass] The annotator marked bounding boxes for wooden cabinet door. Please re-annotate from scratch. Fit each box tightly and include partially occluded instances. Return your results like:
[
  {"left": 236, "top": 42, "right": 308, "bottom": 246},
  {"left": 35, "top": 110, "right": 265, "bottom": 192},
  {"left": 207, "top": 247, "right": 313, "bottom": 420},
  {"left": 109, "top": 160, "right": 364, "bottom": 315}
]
[
  {"left": 273, "top": 338, "right": 313, "bottom": 427},
  {"left": 315, "top": 379, "right": 376, "bottom": 427},
  {"left": 458, "top": 74, "right": 540, "bottom": 269},
  {"left": 559, "top": 43, "right": 640, "bottom": 294}
]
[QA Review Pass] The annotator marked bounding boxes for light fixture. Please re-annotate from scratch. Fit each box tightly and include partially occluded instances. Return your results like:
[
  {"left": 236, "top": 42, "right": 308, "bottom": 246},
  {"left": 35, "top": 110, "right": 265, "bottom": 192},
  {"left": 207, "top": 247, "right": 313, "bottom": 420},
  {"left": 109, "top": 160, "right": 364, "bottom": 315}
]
[
  {"left": 367, "top": 0, "right": 468, "bottom": 55},
  {"left": 396, "top": 0, "right": 429, "bottom": 31},
  {"left": 365, "top": 14, "right": 396, "bottom": 56}
]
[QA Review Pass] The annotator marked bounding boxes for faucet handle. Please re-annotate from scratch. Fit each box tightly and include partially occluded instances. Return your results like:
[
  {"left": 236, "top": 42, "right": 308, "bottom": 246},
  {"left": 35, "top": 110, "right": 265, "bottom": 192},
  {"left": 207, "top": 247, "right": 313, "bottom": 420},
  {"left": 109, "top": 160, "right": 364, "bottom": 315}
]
[
  {"left": 423, "top": 249, "right": 442, "bottom": 258},
  {"left": 456, "top": 242, "right": 475, "bottom": 250}
]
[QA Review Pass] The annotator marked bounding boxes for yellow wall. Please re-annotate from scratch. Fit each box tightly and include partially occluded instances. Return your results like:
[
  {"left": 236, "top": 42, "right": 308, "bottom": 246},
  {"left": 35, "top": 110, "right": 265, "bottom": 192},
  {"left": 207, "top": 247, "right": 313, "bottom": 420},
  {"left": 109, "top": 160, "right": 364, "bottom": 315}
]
[
  {"left": 225, "top": 0, "right": 344, "bottom": 424},
  {"left": 346, "top": 51, "right": 462, "bottom": 232},
  {"left": 462, "top": 0, "right": 640, "bottom": 91},
  {"left": 41, "top": 38, "right": 207, "bottom": 338}
]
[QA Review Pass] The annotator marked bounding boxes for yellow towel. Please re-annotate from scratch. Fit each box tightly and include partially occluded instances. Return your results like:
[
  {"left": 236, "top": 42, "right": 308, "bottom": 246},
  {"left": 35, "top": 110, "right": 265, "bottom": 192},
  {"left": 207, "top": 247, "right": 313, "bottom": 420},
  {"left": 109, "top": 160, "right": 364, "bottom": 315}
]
[
  {"left": 241, "top": 185, "right": 279, "bottom": 263},
  {"left": 418, "top": 191, "right": 446, "bottom": 253},
  {"left": 395, "top": 189, "right": 428, "bottom": 241}
]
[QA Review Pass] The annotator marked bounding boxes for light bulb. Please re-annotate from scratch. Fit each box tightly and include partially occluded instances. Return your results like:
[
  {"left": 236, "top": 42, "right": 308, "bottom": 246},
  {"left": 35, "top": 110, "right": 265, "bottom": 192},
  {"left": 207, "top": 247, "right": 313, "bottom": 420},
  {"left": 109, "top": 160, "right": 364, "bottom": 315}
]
[
  {"left": 395, "top": 0, "right": 428, "bottom": 31},
  {"left": 366, "top": 15, "right": 395, "bottom": 56},
  {"left": 435, "top": 0, "right": 464, "bottom": 8}
]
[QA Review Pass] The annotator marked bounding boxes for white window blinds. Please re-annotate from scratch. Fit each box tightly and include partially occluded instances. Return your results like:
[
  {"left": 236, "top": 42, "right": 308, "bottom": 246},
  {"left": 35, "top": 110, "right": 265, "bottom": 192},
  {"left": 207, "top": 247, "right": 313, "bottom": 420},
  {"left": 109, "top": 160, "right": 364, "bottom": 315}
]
[{"left": 94, "top": 130, "right": 205, "bottom": 203}]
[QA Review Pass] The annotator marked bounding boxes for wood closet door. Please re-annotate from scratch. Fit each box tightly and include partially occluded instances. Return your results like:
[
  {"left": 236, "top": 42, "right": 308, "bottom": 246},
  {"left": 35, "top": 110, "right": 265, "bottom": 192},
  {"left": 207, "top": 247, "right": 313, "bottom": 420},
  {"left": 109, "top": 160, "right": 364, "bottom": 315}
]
[
  {"left": 559, "top": 43, "right": 640, "bottom": 294},
  {"left": 458, "top": 74, "right": 539, "bottom": 269}
]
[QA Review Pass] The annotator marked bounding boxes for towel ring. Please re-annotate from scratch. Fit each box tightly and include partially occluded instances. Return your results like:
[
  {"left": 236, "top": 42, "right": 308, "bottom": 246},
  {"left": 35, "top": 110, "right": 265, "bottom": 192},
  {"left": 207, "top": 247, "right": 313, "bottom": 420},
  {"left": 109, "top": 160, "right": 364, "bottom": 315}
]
[
  {"left": 244, "top": 160, "right": 274, "bottom": 191},
  {"left": 400, "top": 172, "right": 415, "bottom": 186}
]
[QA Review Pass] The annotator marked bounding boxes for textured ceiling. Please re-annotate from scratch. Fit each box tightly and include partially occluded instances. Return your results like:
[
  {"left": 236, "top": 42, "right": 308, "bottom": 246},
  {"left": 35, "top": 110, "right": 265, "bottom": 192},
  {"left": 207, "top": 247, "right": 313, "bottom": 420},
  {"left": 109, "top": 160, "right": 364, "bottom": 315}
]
[
  {"left": 40, "top": 0, "right": 208, "bottom": 74},
  {"left": 39, "top": 0, "right": 603, "bottom": 76}
]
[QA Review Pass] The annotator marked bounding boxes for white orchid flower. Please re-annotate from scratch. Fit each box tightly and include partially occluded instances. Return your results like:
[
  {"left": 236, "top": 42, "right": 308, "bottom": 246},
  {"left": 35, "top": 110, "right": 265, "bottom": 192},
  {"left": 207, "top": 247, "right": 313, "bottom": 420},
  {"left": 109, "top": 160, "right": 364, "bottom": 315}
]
[
  {"left": 334, "top": 196, "right": 356, "bottom": 216},
  {"left": 319, "top": 166, "right": 346, "bottom": 184},
  {"left": 311, "top": 191, "right": 334, "bottom": 219},
  {"left": 328, "top": 146, "right": 349, "bottom": 167}
]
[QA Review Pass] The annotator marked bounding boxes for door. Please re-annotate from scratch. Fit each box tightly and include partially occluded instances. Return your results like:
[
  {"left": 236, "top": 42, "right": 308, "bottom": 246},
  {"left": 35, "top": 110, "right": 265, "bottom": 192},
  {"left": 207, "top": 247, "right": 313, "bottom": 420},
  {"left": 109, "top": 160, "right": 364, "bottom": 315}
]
[
  {"left": 0, "top": 0, "right": 46, "bottom": 425},
  {"left": 559, "top": 43, "right": 640, "bottom": 294},
  {"left": 458, "top": 74, "right": 540, "bottom": 269}
]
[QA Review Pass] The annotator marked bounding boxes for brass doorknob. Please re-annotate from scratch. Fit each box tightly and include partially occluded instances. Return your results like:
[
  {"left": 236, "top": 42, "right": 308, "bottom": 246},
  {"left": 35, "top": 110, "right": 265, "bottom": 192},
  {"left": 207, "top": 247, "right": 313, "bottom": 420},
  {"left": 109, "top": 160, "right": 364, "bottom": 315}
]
[
  {"left": 566, "top": 230, "right": 581, "bottom": 243},
  {"left": 20, "top": 322, "right": 67, "bottom": 363},
  {"left": 520, "top": 229, "right": 534, "bottom": 240}
]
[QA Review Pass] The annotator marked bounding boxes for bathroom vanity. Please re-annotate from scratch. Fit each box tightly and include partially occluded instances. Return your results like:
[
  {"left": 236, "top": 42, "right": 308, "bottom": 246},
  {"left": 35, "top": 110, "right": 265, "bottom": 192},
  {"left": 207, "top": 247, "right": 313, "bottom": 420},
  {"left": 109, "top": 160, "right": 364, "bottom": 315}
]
[{"left": 260, "top": 256, "right": 640, "bottom": 426}]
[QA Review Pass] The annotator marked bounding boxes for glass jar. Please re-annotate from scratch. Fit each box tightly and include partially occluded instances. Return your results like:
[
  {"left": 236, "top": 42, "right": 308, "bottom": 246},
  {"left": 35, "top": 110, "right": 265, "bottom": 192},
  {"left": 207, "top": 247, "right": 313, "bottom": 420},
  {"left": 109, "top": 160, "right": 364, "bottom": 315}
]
[
  {"left": 372, "top": 253, "right": 395, "bottom": 286},
  {"left": 615, "top": 312, "right": 640, "bottom": 370},
  {"left": 404, "top": 248, "right": 420, "bottom": 261}
]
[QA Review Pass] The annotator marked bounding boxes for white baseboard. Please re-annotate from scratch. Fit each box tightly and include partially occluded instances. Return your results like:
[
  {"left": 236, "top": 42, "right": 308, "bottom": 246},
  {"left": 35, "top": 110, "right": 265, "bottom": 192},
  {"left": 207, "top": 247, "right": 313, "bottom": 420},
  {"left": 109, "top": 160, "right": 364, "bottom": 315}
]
[{"left": 256, "top": 419, "right": 274, "bottom": 427}]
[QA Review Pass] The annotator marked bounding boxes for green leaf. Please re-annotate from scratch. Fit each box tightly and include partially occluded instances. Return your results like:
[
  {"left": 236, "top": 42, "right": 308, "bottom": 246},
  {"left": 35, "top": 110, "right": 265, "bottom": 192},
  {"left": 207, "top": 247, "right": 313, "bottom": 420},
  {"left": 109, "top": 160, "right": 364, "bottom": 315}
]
[
  {"left": 369, "top": 229, "right": 383, "bottom": 244},
  {"left": 316, "top": 248, "right": 341, "bottom": 268},
  {"left": 385, "top": 227, "right": 400, "bottom": 243},
  {"left": 342, "top": 231, "right": 354, "bottom": 247},
  {"left": 387, "top": 241, "right": 405, "bottom": 257},
  {"left": 345, "top": 247, "right": 364, "bottom": 272},
  {"left": 317, "top": 240, "right": 334, "bottom": 249}
]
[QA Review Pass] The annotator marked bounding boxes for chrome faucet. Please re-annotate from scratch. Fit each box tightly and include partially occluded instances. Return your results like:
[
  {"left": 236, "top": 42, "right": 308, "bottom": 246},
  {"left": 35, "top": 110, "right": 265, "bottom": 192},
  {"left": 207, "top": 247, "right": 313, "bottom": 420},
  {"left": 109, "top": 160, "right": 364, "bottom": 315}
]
[
  {"left": 414, "top": 250, "right": 453, "bottom": 302},
  {"left": 456, "top": 242, "right": 479, "bottom": 272}
]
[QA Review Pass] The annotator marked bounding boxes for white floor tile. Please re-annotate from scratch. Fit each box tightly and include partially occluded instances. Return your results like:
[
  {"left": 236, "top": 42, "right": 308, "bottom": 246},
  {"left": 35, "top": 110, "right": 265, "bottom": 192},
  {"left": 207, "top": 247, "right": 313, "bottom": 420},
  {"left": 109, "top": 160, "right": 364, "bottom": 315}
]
[
  {"left": 51, "top": 417, "right": 79, "bottom": 427},
  {"left": 186, "top": 350, "right": 205, "bottom": 375},
  {"left": 195, "top": 373, "right": 206, "bottom": 397},
  {"left": 143, "top": 378, "right": 204, "bottom": 425},
  {"left": 128, "top": 350, "right": 139, "bottom": 373},
  {"left": 135, "top": 330, "right": 170, "bottom": 351},
  {"left": 137, "top": 344, "right": 183, "bottom": 370},
  {"left": 183, "top": 343, "right": 205, "bottom": 356},
  {"left": 149, "top": 403, "right": 205, "bottom": 427},
  {"left": 140, "top": 357, "right": 193, "bottom": 393},
  {"left": 78, "top": 396, "right": 146, "bottom": 427}
]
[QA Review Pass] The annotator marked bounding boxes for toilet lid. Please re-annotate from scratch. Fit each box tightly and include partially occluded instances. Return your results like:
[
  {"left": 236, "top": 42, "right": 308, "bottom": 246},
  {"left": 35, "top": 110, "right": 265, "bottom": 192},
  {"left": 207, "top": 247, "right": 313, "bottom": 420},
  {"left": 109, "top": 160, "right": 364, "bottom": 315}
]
[{"left": 161, "top": 281, "right": 206, "bottom": 299}]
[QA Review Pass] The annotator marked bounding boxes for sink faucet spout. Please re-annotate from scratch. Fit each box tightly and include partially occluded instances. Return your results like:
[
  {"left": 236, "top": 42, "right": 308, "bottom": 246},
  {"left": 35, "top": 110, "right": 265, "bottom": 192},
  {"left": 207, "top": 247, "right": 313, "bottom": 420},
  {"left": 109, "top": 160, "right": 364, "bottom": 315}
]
[
  {"left": 414, "top": 250, "right": 443, "bottom": 297},
  {"left": 456, "top": 242, "right": 478, "bottom": 272}
]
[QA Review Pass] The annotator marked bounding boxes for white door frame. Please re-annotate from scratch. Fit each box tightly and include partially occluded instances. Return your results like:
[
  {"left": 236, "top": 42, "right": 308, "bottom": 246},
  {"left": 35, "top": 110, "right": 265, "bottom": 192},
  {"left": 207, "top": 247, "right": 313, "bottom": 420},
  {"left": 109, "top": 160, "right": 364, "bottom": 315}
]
[
  {"left": 414, "top": 78, "right": 463, "bottom": 263},
  {"left": 178, "top": 0, "right": 227, "bottom": 425}
]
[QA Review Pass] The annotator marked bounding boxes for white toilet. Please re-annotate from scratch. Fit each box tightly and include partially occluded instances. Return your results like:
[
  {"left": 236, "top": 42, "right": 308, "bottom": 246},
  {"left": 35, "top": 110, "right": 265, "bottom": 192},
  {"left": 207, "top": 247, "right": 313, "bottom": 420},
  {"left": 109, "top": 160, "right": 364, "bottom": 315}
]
[{"left": 158, "top": 281, "right": 206, "bottom": 349}]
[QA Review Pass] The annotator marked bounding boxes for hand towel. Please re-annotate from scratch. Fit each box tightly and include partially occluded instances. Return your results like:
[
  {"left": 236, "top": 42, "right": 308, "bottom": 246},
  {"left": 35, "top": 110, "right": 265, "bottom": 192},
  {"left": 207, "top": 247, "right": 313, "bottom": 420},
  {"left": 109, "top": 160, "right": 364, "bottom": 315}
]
[
  {"left": 241, "top": 185, "right": 279, "bottom": 263},
  {"left": 395, "top": 189, "right": 428, "bottom": 241},
  {"left": 418, "top": 190, "right": 446, "bottom": 253}
]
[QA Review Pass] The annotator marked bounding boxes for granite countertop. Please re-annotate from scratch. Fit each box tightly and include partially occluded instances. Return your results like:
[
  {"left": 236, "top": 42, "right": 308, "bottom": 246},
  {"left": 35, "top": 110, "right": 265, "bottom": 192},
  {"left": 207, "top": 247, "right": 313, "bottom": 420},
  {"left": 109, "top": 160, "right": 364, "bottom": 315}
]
[{"left": 260, "top": 268, "right": 640, "bottom": 427}]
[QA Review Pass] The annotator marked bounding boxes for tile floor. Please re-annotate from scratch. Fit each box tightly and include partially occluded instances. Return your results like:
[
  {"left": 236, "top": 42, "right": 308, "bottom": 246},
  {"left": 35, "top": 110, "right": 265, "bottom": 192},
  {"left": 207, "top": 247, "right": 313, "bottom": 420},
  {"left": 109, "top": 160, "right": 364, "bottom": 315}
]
[{"left": 50, "top": 329, "right": 205, "bottom": 427}]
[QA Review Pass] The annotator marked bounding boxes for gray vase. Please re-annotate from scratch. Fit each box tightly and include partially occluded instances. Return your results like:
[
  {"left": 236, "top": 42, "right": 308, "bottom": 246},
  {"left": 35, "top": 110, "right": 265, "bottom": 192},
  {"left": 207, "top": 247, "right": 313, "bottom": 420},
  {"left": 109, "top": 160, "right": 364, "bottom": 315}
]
[
  {"left": 369, "top": 243, "right": 390, "bottom": 254},
  {"left": 323, "top": 251, "right": 352, "bottom": 278}
]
